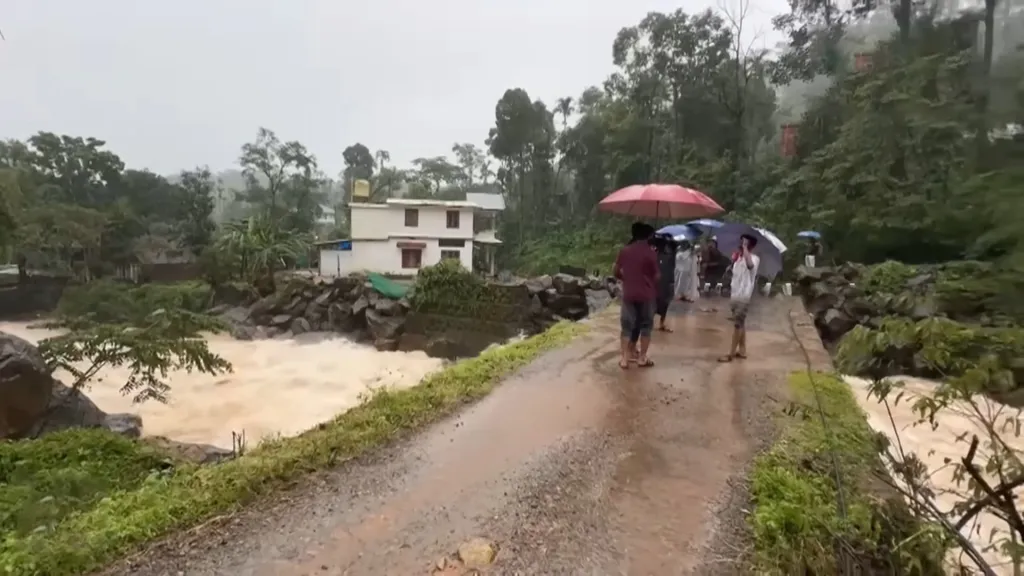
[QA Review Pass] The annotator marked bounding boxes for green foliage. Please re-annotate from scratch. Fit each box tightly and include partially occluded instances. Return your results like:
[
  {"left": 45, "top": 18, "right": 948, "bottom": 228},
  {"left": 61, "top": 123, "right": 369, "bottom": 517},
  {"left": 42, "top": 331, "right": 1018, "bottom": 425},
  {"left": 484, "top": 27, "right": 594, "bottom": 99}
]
[
  {"left": 750, "top": 372, "right": 947, "bottom": 575},
  {"left": 0, "top": 321, "right": 586, "bottom": 576},
  {"left": 511, "top": 221, "right": 628, "bottom": 276},
  {"left": 854, "top": 260, "right": 1024, "bottom": 325},
  {"left": 0, "top": 429, "right": 168, "bottom": 539},
  {"left": 38, "top": 309, "right": 233, "bottom": 403},
  {"left": 410, "top": 259, "right": 527, "bottom": 322},
  {"left": 211, "top": 212, "right": 310, "bottom": 293},
  {"left": 56, "top": 280, "right": 213, "bottom": 325},
  {"left": 836, "top": 317, "right": 1024, "bottom": 394},
  {"left": 860, "top": 261, "right": 919, "bottom": 294}
]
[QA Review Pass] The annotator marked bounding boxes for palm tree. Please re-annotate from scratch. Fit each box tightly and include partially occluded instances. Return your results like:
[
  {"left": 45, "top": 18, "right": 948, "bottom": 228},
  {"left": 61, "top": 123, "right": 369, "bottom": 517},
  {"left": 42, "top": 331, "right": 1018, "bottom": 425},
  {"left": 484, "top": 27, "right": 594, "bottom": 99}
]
[
  {"left": 555, "top": 97, "right": 574, "bottom": 131},
  {"left": 215, "top": 213, "right": 309, "bottom": 294}
]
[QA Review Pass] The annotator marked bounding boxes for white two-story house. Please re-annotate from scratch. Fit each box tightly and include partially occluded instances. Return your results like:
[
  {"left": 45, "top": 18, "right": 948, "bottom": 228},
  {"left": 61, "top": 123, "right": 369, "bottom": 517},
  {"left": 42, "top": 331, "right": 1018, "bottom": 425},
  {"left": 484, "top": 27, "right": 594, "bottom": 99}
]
[{"left": 316, "top": 196, "right": 503, "bottom": 277}]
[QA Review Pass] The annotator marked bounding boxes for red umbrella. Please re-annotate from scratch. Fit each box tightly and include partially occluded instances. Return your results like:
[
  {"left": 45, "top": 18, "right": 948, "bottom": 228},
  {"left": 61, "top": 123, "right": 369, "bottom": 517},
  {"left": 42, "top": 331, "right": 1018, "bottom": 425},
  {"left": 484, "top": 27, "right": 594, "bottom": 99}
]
[{"left": 598, "top": 184, "right": 724, "bottom": 219}]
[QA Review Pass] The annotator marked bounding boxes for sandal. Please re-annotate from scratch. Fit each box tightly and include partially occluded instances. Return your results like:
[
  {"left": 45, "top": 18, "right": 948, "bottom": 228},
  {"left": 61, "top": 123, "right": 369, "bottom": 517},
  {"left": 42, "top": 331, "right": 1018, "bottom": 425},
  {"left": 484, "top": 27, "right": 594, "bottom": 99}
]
[
  {"left": 657, "top": 326, "right": 673, "bottom": 332},
  {"left": 735, "top": 353, "right": 748, "bottom": 360},
  {"left": 619, "top": 359, "right": 630, "bottom": 370},
  {"left": 718, "top": 355, "right": 734, "bottom": 363},
  {"left": 637, "top": 357, "right": 655, "bottom": 368}
]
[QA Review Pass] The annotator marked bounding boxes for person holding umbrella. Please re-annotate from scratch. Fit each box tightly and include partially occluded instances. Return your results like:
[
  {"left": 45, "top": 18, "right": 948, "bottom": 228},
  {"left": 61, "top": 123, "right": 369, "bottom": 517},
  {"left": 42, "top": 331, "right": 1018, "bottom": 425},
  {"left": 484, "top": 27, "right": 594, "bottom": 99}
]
[
  {"left": 614, "top": 222, "right": 659, "bottom": 369},
  {"left": 719, "top": 234, "right": 760, "bottom": 362},
  {"left": 797, "top": 231, "right": 823, "bottom": 267}
]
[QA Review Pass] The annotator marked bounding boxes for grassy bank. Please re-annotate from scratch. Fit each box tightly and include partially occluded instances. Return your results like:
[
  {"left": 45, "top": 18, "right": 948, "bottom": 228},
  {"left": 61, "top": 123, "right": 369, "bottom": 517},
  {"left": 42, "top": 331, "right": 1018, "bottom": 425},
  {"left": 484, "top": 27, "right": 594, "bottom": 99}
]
[
  {"left": 748, "top": 372, "right": 947, "bottom": 575},
  {"left": 0, "top": 320, "right": 587, "bottom": 576}
]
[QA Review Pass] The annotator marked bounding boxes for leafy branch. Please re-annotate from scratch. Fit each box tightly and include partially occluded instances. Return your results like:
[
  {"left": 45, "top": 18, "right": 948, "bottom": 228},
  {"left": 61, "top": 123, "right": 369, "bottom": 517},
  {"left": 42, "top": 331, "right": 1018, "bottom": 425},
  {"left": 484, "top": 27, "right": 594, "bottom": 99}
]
[{"left": 36, "top": 308, "right": 232, "bottom": 405}]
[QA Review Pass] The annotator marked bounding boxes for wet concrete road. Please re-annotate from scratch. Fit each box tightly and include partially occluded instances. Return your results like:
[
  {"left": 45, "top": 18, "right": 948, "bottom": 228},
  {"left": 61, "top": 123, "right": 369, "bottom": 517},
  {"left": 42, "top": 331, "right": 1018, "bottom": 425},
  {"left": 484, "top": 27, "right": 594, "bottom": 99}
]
[{"left": 99, "top": 297, "right": 827, "bottom": 576}]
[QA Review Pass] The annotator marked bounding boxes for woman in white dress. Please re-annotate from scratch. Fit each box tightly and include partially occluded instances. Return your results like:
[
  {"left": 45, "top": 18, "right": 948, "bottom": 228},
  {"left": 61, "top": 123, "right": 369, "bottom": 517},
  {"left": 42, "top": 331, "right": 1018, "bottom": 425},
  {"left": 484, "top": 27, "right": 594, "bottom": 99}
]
[{"left": 674, "top": 241, "right": 700, "bottom": 302}]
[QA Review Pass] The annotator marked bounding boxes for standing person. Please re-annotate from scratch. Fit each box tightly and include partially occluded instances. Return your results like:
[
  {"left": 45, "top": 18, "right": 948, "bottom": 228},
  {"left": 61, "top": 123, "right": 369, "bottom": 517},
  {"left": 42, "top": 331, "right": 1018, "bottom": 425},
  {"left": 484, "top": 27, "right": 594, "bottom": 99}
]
[
  {"left": 700, "top": 238, "right": 726, "bottom": 293},
  {"left": 674, "top": 240, "right": 699, "bottom": 302},
  {"left": 719, "top": 234, "right": 760, "bottom": 363},
  {"left": 805, "top": 237, "right": 823, "bottom": 268},
  {"left": 654, "top": 235, "right": 676, "bottom": 332},
  {"left": 614, "top": 222, "right": 658, "bottom": 369}
]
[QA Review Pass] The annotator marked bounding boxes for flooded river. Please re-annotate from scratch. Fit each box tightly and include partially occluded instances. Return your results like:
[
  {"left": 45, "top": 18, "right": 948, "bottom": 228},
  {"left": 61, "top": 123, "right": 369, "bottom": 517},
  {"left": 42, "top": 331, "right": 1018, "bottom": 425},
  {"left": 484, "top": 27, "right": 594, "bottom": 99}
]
[
  {"left": 0, "top": 321, "right": 444, "bottom": 449},
  {"left": 845, "top": 374, "right": 1023, "bottom": 574}
]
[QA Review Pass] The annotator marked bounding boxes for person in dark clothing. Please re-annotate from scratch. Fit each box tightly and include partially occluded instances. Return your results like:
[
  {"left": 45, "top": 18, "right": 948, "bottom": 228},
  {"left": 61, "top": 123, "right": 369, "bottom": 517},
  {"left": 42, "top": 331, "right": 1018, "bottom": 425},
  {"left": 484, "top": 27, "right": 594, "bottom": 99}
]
[
  {"left": 614, "top": 222, "right": 658, "bottom": 369},
  {"left": 805, "top": 238, "right": 824, "bottom": 268},
  {"left": 699, "top": 238, "right": 727, "bottom": 291},
  {"left": 653, "top": 234, "right": 677, "bottom": 332}
]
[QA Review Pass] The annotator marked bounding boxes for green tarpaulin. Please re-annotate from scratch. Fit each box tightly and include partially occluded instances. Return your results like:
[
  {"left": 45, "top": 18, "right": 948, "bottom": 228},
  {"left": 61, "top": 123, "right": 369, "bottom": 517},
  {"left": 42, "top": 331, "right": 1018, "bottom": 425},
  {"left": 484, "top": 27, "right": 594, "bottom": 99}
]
[{"left": 368, "top": 272, "right": 409, "bottom": 299}]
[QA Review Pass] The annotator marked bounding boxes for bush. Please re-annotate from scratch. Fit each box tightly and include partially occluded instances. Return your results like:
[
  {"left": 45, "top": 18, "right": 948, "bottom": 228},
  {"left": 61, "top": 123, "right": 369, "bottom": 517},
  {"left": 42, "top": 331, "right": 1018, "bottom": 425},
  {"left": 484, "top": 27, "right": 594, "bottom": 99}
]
[
  {"left": 511, "top": 222, "right": 628, "bottom": 276},
  {"left": 0, "top": 429, "right": 168, "bottom": 540},
  {"left": 836, "top": 316, "right": 1024, "bottom": 393},
  {"left": 56, "top": 280, "right": 213, "bottom": 325},
  {"left": 0, "top": 320, "right": 586, "bottom": 576},
  {"left": 860, "top": 260, "right": 920, "bottom": 294},
  {"left": 411, "top": 258, "right": 487, "bottom": 315},
  {"left": 749, "top": 372, "right": 947, "bottom": 575}
]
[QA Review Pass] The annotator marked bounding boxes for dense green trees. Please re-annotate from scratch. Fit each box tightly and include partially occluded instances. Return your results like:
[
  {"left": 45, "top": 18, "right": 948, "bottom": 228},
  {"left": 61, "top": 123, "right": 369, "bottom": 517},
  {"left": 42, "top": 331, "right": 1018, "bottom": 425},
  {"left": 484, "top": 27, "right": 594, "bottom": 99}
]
[{"left": 487, "top": 2, "right": 1024, "bottom": 272}]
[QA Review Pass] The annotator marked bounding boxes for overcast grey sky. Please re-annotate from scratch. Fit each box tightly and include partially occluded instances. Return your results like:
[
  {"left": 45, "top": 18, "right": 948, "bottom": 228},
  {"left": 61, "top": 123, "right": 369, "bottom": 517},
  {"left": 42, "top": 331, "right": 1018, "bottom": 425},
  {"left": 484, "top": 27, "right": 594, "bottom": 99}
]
[{"left": 1, "top": 0, "right": 784, "bottom": 176}]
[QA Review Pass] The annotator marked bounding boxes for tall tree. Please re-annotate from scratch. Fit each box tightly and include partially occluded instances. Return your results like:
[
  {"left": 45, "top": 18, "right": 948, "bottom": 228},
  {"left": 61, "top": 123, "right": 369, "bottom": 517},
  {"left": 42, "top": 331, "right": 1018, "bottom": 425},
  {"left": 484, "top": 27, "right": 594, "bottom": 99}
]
[
  {"left": 238, "top": 128, "right": 318, "bottom": 218},
  {"left": 175, "top": 168, "right": 217, "bottom": 254}
]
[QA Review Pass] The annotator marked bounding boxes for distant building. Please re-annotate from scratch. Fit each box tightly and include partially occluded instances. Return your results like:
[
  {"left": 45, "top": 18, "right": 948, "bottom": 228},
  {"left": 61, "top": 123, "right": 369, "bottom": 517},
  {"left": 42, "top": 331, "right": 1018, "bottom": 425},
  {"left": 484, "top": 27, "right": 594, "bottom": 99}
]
[
  {"left": 316, "top": 204, "right": 336, "bottom": 227},
  {"left": 316, "top": 196, "right": 504, "bottom": 277}
]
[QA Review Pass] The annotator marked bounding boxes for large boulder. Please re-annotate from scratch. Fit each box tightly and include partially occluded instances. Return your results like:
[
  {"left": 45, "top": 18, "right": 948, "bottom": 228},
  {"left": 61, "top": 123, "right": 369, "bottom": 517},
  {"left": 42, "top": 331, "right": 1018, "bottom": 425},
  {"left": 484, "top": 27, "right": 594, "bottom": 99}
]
[
  {"left": 524, "top": 275, "right": 553, "bottom": 296},
  {"left": 0, "top": 331, "right": 56, "bottom": 438},
  {"left": 29, "top": 381, "right": 143, "bottom": 439},
  {"left": 551, "top": 273, "right": 586, "bottom": 296},
  {"left": 366, "top": 309, "right": 406, "bottom": 341}
]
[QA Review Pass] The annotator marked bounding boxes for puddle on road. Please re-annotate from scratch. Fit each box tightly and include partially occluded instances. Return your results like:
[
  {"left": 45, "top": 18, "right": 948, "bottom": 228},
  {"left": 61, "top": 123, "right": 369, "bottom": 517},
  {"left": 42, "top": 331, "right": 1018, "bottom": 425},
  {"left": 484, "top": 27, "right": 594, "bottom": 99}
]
[{"left": 604, "top": 300, "right": 804, "bottom": 575}]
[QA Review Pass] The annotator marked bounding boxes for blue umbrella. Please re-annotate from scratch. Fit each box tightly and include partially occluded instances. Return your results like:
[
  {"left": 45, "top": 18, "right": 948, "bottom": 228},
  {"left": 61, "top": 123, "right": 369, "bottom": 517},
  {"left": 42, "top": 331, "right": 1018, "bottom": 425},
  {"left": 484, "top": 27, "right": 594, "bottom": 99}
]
[
  {"left": 657, "top": 224, "right": 701, "bottom": 242},
  {"left": 797, "top": 230, "right": 822, "bottom": 240},
  {"left": 687, "top": 218, "right": 724, "bottom": 233}
]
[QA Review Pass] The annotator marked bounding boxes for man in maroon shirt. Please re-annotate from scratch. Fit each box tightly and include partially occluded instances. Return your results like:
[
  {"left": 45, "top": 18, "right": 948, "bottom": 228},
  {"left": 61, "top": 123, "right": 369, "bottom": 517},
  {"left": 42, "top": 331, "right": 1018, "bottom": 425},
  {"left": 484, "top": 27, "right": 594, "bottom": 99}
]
[{"left": 614, "top": 222, "right": 659, "bottom": 369}]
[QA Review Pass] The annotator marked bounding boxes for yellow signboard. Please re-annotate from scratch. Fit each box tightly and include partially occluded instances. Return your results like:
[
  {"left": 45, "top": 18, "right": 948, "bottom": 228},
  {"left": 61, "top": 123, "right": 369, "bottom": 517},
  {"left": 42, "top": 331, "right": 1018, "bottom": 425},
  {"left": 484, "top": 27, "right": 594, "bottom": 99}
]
[{"left": 352, "top": 179, "right": 370, "bottom": 199}]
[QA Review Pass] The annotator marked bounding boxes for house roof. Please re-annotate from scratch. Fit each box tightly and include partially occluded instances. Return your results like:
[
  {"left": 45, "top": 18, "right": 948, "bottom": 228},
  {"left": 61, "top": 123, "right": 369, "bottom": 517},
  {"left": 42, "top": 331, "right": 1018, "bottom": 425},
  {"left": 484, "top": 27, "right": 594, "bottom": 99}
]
[
  {"left": 313, "top": 238, "right": 351, "bottom": 246},
  {"left": 384, "top": 198, "right": 478, "bottom": 209},
  {"left": 465, "top": 192, "right": 506, "bottom": 211}
]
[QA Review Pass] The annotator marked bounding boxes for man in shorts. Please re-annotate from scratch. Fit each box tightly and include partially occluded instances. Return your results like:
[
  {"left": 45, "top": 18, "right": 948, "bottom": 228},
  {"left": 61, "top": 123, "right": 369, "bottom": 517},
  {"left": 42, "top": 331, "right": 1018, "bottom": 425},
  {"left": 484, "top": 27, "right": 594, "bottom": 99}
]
[
  {"left": 719, "top": 233, "right": 760, "bottom": 362},
  {"left": 614, "top": 222, "right": 659, "bottom": 369}
]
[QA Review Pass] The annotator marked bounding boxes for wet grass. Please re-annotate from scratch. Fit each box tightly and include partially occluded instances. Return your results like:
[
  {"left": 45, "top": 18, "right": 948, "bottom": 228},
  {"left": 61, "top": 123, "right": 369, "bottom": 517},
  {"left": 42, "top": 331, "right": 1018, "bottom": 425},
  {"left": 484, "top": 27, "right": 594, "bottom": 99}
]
[
  {"left": 0, "top": 320, "right": 587, "bottom": 576},
  {"left": 748, "top": 371, "right": 947, "bottom": 575}
]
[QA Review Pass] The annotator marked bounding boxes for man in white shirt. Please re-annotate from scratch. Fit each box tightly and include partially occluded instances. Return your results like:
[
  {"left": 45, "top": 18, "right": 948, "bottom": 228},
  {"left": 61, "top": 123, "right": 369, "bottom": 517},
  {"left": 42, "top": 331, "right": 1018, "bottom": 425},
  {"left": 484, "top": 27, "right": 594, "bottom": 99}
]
[{"left": 719, "top": 234, "right": 760, "bottom": 362}]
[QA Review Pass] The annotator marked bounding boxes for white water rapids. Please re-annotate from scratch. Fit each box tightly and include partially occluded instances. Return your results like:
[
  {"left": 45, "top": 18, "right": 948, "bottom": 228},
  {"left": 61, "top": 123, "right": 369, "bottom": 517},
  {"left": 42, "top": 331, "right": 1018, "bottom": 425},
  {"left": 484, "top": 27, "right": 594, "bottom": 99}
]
[
  {"left": 0, "top": 321, "right": 445, "bottom": 449},
  {"left": 845, "top": 374, "right": 1024, "bottom": 574}
]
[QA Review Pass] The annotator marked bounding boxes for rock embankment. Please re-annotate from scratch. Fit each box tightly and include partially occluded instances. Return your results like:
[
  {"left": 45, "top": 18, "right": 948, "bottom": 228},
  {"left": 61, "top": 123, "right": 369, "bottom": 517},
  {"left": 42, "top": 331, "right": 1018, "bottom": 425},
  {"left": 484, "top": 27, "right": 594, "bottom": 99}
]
[
  {"left": 211, "top": 272, "right": 620, "bottom": 357},
  {"left": 795, "top": 260, "right": 1020, "bottom": 346}
]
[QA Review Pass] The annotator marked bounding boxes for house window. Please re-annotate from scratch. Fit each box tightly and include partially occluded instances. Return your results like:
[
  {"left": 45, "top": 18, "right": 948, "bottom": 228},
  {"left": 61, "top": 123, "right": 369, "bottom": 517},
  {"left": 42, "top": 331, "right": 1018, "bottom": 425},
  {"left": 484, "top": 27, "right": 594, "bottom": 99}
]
[
  {"left": 441, "top": 250, "right": 461, "bottom": 261},
  {"left": 401, "top": 249, "right": 422, "bottom": 269},
  {"left": 446, "top": 210, "right": 460, "bottom": 229},
  {"left": 405, "top": 209, "right": 419, "bottom": 227},
  {"left": 437, "top": 238, "right": 466, "bottom": 248}
]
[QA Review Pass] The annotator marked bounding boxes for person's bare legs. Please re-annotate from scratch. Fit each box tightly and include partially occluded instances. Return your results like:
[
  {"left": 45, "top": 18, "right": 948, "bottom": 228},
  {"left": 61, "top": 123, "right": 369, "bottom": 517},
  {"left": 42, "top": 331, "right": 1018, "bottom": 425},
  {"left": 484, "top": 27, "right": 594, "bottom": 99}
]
[
  {"left": 720, "top": 302, "right": 748, "bottom": 362},
  {"left": 638, "top": 334, "right": 651, "bottom": 361},
  {"left": 636, "top": 300, "right": 655, "bottom": 366},
  {"left": 620, "top": 301, "right": 641, "bottom": 369},
  {"left": 620, "top": 337, "right": 633, "bottom": 369}
]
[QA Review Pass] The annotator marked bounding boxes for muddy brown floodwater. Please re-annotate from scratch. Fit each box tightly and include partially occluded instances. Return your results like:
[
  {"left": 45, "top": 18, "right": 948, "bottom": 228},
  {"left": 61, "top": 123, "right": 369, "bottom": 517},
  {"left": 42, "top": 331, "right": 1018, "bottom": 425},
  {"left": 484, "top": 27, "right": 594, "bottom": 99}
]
[{"left": 97, "top": 297, "right": 828, "bottom": 576}]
